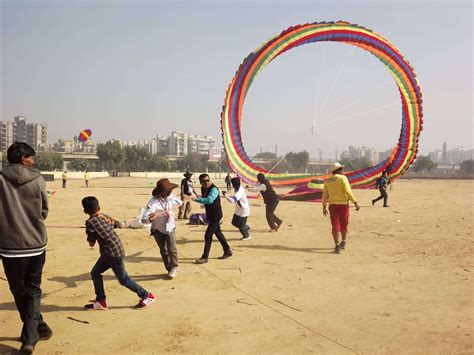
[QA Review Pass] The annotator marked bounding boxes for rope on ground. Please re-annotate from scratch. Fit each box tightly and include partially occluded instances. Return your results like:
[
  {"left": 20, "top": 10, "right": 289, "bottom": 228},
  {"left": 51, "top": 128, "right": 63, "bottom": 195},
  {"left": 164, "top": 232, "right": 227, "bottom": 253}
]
[{"left": 193, "top": 260, "right": 358, "bottom": 354}]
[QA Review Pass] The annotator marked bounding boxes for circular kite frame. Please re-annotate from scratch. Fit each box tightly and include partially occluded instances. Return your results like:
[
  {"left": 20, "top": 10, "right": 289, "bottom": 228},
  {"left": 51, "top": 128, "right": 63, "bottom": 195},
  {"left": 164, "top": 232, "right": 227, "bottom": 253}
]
[{"left": 221, "top": 21, "right": 423, "bottom": 187}]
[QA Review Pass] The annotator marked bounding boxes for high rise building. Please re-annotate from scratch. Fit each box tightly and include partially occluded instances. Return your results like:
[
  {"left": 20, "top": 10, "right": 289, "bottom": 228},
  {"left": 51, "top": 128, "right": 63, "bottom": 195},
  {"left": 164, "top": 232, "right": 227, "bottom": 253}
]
[
  {"left": 168, "top": 131, "right": 188, "bottom": 156},
  {"left": 0, "top": 121, "right": 16, "bottom": 152},
  {"left": 188, "top": 134, "right": 215, "bottom": 155},
  {"left": 0, "top": 116, "right": 48, "bottom": 152}
]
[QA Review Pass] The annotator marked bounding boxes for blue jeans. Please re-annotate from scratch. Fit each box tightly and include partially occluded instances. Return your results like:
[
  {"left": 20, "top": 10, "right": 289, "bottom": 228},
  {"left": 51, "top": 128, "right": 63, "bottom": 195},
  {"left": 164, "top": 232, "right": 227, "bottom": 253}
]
[{"left": 91, "top": 255, "right": 147, "bottom": 301}]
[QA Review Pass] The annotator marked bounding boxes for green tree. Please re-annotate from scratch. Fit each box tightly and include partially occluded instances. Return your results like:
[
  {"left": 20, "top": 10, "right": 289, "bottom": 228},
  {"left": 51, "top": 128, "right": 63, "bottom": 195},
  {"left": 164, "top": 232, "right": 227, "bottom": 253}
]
[
  {"left": 177, "top": 153, "right": 209, "bottom": 172},
  {"left": 68, "top": 158, "right": 92, "bottom": 171},
  {"left": 254, "top": 152, "right": 277, "bottom": 160},
  {"left": 460, "top": 159, "right": 474, "bottom": 173},
  {"left": 339, "top": 156, "right": 372, "bottom": 171},
  {"left": 146, "top": 155, "right": 171, "bottom": 171},
  {"left": 270, "top": 158, "right": 292, "bottom": 174},
  {"left": 412, "top": 155, "right": 437, "bottom": 172},
  {"left": 286, "top": 151, "right": 309, "bottom": 173},
  {"left": 96, "top": 141, "right": 124, "bottom": 170},
  {"left": 35, "top": 152, "right": 64, "bottom": 171},
  {"left": 124, "top": 146, "right": 150, "bottom": 171}
]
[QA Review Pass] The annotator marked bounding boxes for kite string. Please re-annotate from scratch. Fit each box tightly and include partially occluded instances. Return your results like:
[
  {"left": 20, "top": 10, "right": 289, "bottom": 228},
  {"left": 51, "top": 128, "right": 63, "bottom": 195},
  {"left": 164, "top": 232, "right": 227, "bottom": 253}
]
[
  {"left": 268, "top": 152, "right": 291, "bottom": 173},
  {"left": 314, "top": 102, "right": 399, "bottom": 128},
  {"left": 312, "top": 42, "right": 327, "bottom": 134},
  {"left": 314, "top": 47, "right": 354, "bottom": 126}
]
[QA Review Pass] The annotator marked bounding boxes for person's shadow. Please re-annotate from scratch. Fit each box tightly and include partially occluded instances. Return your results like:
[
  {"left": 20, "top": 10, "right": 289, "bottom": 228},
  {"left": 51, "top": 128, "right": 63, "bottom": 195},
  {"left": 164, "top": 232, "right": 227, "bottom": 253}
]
[
  {"left": 0, "top": 341, "right": 21, "bottom": 354},
  {"left": 235, "top": 244, "right": 334, "bottom": 254}
]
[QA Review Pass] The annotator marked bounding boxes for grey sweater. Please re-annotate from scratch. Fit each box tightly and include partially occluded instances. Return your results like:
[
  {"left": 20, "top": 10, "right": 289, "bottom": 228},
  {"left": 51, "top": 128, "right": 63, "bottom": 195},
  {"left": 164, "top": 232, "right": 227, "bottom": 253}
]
[{"left": 0, "top": 164, "right": 49, "bottom": 257}]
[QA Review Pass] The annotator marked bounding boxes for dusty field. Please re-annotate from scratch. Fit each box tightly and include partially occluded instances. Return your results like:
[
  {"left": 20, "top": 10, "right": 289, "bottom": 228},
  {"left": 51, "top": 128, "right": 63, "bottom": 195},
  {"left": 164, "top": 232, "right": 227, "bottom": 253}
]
[{"left": 1, "top": 177, "right": 473, "bottom": 354}]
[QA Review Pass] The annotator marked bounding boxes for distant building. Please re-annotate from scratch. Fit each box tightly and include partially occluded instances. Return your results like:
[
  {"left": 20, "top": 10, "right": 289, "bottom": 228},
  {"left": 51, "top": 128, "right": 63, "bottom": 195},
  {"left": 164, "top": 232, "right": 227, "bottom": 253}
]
[
  {"left": 188, "top": 134, "right": 215, "bottom": 155},
  {"left": 340, "top": 146, "right": 377, "bottom": 163},
  {"left": 0, "top": 121, "right": 16, "bottom": 152},
  {"left": 53, "top": 139, "right": 75, "bottom": 153},
  {"left": 103, "top": 131, "right": 217, "bottom": 157},
  {"left": 0, "top": 116, "right": 48, "bottom": 152},
  {"left": 168, "top": 131, "right": 188, "bottom": 156},
  {"left": 429, "top": 144, "right": 473, "bottom": 164},
  {"left": 157, "top": 135, "right": 169, "bottom": 155}
]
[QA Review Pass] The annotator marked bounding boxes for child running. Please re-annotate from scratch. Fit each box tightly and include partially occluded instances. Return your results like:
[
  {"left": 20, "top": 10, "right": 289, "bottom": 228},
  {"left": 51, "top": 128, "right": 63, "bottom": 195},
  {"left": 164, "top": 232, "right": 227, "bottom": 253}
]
[
  {"left": 141, "top": 178, "right": 182, "bottom": 278},
  {"left": 223, "top": 177, "right": 251, "bottom": 240},
  {"left": 82, "top": 196, "right": 155, "bottom": 310}
]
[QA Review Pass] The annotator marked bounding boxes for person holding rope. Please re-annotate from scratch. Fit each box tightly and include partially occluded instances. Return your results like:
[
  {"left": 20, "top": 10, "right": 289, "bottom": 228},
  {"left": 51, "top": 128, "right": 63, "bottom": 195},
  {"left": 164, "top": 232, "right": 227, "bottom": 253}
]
[
  {"left": 247, "top": 173, "right": 283, "bottom": 232},
  {"left": 372, "top": 170, "right": 390, "bottom": 207},
  {"left": 141, "top": 178, "right": 183, "bottom": 278}
]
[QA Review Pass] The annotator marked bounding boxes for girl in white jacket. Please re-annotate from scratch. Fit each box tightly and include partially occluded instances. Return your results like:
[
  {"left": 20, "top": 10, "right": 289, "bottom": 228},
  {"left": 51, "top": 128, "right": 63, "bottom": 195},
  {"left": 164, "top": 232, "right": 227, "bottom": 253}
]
[{"left": 223, "top": 177, "right": 251, "bottom": 240}]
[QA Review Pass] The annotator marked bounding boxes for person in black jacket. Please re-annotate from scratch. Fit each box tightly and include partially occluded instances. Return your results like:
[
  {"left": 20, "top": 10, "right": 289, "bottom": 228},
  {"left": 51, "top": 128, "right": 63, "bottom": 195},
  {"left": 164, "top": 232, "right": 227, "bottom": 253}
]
[
  {"left": 0, "top": 142, "right": 52, "bottom": 353},
  {"left": 191, "top": 174, "right": 232, "bottom": 264},
  {"left": 247, "top": 173, "right": 283, "bottom": 232}
]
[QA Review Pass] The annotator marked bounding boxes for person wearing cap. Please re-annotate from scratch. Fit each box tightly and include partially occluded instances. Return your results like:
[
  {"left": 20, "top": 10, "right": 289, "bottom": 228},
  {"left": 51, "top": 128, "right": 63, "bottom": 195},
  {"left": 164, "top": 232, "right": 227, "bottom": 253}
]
[
  {"left": 141, "top": 178, "right": 183, "bottom": 278},
  {"left": 322, "top": 162, "right": 360, "bottom": 254},
  {"left": 178, "top": 171, "right": 194, "bottom": 220},
  {"left": 191, "top": 174, "right": 232, "bottom": 264}
]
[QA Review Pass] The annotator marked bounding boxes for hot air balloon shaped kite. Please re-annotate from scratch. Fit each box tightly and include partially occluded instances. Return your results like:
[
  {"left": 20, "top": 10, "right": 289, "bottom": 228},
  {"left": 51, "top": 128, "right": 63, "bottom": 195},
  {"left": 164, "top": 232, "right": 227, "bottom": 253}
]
[{"left": 78, "top": 129, "right": 93, "bottom": 143}]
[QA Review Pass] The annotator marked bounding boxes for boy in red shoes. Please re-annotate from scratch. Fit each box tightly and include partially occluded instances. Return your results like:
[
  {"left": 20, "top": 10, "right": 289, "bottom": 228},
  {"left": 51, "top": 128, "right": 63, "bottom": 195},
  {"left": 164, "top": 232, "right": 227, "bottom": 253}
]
[{"left": 82, "top": 196, "right": 155, "bottom": 310}]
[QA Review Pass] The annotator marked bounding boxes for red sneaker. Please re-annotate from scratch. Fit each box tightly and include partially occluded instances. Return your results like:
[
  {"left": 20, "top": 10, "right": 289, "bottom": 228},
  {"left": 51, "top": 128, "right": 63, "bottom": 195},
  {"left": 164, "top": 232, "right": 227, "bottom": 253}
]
[
  {"left": 134, "top": 292, "right": 155, "bottom": 309},
  {"left": 84, "top": 299, "right": 108, "bottom": 310}
]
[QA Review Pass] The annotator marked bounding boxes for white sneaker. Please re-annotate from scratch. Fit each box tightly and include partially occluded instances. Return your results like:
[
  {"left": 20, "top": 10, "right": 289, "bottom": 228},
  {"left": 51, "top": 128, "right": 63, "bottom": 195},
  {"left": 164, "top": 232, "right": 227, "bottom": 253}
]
[
  {"left": 168, "top": 267, "right": 178, "bottom": 278},
  {"left": 241, "top": 236, "right": 251, "bottom": 240}
]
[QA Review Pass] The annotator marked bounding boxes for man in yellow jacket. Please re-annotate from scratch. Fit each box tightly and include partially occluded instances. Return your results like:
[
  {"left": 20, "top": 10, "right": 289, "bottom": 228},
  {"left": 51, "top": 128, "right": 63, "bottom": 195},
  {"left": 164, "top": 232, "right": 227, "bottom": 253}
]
[{"left": 322, "top": 163, "right": 360, "bottom": 254}]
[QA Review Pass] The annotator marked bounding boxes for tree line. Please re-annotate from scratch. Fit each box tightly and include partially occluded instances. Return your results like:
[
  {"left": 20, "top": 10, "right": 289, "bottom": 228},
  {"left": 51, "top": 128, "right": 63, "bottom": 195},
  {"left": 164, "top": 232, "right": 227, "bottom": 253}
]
[{"left": 3, "top": 144, "right": 473, "bottom": 174}]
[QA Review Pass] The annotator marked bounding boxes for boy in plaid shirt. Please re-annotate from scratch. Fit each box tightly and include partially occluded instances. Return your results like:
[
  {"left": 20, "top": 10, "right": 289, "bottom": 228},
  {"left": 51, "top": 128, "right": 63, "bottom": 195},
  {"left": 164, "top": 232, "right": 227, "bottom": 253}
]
[{"left": 82, "top": 196, "right": 155, "bottom": 310}]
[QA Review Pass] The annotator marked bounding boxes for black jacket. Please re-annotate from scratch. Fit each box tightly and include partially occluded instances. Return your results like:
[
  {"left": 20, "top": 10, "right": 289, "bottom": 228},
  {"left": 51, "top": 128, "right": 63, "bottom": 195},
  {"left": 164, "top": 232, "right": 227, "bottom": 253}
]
[{"left": 201, "top": 184, "right": 223, "bottom": 222}]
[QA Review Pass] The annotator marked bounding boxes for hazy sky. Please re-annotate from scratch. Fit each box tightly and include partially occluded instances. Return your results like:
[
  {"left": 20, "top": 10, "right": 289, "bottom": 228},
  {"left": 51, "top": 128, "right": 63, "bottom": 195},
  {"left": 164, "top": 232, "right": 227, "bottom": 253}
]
[{"left": 1, "top": 0, "right": 472, "bottom": 159}]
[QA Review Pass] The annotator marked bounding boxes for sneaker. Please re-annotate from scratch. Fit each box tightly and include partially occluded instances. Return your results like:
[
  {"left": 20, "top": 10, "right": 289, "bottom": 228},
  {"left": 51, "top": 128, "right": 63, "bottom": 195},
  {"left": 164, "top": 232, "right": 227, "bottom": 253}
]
[
  {"left": 383, "top": 205, "right": 390, "bottom": 208},
  {"left": 241, "top": 235, "right": 251, "bottom": 241},
  {"left": 195, "top": 257, "right": 208, "bottom": 264},
  {"left": 168, "top": 267, "right": 178, "bottom": 278},
  {"left": 20, "top": 344, "right": 35, "bottom": 354},
  {"left": 334, "top": 244, "right": 341, "bottom": 254},
  {"left": 340, "top": 241, "right": 346, "bottom": 250},
  {"left": 134, "top": 292, "right": 155, "bottom": 309},
  {"left": 84, "top": 299, "right": 108, "bottom": 311},
  {"left": 38, "top": 323, "right": 53, "bottom": 340},
  {"left": 219, "top": 250, "right": 233, "bottom": 259}
]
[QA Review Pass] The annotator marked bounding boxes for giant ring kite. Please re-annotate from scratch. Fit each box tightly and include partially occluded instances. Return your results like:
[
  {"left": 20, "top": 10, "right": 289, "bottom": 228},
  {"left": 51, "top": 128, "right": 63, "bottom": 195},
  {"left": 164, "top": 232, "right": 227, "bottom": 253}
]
[{"left": 221, "top": 21, "right": 423, "bottom": 187}]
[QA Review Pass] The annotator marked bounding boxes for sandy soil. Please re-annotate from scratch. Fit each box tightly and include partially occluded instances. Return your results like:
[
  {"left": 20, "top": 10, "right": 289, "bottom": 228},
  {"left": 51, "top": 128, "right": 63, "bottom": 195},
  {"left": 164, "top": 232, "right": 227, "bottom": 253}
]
[{"left": 1, "top": 177, "right": 473, "bottom": 354}]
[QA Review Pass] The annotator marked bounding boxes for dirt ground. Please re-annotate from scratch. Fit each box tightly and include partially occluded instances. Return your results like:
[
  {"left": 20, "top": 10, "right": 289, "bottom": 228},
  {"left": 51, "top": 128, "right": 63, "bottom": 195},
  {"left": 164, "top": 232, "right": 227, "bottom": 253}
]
[{"left": 1, "top": 177, "right": 473, "bottom": 354}]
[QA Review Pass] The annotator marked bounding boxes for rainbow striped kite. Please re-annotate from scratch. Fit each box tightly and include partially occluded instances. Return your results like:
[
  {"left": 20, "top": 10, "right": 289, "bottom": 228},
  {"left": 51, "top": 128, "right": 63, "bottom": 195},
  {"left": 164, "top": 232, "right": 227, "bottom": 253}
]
[{"left": 221, "top": 21, "right": 423, "bottom": 188}]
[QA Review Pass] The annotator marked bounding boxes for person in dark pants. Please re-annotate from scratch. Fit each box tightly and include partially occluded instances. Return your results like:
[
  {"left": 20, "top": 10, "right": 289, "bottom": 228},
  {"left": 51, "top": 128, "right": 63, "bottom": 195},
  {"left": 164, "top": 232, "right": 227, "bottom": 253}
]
[
  {"left": 224, "top": 173, "right": 232, "bottom": 192},
  {"left": 247, "top": 173, "right": 283, "bottom": 232},
  {"left": 372, "top": 170, "right": 390, "bottom": 207},
  {"left": 0, "top": 142, "right": 53, "bottom": 354},
  {"left": 192, "top": 174, "right": 232, "bottom": 264},
  {"left": 62, "top": 170, "right": 68, "bottom": 188}
]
